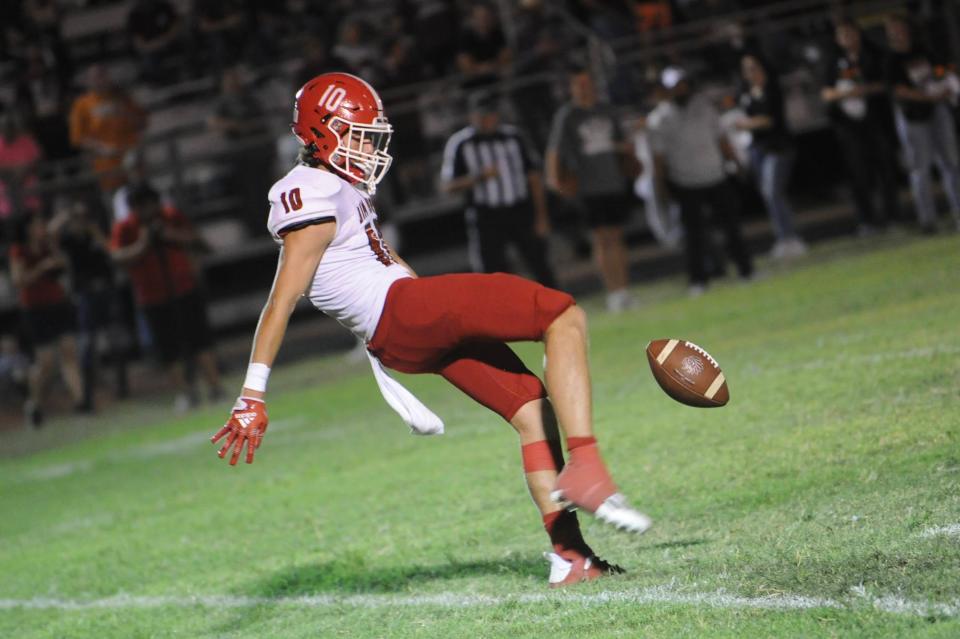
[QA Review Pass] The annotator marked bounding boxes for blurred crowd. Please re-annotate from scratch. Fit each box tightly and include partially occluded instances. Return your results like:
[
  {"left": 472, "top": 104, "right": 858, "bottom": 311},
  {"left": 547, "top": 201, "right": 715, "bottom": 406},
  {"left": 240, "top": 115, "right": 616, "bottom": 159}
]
[{"left": 1, "top": 0, "right": 959, "bottom": 428}]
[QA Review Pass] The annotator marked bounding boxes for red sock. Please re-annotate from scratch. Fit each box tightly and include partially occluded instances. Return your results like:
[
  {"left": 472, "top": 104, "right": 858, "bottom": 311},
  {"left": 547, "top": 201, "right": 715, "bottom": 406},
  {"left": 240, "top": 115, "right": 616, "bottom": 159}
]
[
  {"left": 543, "top": 510, "right": 593, "bottom": 556},
  {"left": 521, "top": 439, "right": 565, "bottom": 473},
  {"left": 566, "top": 436, "right": 597, "bottom": 451}
]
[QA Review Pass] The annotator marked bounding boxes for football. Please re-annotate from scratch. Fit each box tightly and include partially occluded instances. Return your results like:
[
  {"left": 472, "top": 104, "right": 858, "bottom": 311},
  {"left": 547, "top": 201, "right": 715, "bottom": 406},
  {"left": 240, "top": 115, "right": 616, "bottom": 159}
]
[{"left": 645, "top": 339, "right": 729, "bottom": 407}]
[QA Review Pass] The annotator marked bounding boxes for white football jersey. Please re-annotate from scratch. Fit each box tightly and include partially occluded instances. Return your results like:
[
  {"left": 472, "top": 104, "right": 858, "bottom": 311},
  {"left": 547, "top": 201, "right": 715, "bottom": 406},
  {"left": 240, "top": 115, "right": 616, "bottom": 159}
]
[{"left": 267, "top": 164, "right": 411, "bottom": 340}]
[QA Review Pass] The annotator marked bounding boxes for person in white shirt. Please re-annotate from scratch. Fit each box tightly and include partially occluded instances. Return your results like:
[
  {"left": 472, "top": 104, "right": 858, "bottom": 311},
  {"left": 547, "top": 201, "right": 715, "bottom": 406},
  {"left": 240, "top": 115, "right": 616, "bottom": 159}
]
[
  {"left": 209, "top": 72, "right": 651, "bottom": 587},
  {"left": 648, "top": 67, "right": 753, "bottom": 295}
]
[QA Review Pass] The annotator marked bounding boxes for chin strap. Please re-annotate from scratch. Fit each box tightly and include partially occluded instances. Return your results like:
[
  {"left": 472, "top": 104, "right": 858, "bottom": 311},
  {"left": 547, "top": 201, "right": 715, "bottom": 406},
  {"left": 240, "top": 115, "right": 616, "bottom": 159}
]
[{"left": 365, "top": 350, "right": 444, "bottom": 435}]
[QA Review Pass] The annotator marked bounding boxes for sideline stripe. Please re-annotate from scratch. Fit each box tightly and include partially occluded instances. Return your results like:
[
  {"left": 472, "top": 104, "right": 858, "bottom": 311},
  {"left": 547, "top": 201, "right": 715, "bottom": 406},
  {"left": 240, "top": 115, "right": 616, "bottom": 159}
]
[{"left": 2, "top": 586, "right": 958, "bottom": 617}]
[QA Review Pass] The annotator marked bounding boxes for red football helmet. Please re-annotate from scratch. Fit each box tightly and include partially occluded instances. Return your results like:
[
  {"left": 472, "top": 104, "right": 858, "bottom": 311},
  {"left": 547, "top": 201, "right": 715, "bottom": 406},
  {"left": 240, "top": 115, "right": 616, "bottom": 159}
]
[{"left": 291, "top": 72, "right": 393, "bottom": 193}]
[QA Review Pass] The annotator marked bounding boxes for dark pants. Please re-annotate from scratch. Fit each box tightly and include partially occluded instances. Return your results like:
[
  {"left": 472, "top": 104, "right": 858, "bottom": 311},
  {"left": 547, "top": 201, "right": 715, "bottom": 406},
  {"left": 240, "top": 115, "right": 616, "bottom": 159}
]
[
  {"left": 835, "top": 120, "right": 901, "bottom": 226},
  {"left": 670, "top": 180, "right": 753, "bottom": 286},
  {"left": 75, "top": 285, "right": 130, "bottom": 405},
  {"left": 466, "top": 203, "right": 557, "bottom": 289}
]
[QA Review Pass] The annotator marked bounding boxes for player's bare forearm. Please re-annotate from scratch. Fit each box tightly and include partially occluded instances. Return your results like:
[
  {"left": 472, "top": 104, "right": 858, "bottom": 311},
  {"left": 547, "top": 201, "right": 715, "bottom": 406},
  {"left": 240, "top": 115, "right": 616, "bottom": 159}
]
[
  {"left": 244, "top": 295, "right": 297, "bottom": 399},
  {"left": 243, "top": 221, "right": 335, "bottom": 396}
]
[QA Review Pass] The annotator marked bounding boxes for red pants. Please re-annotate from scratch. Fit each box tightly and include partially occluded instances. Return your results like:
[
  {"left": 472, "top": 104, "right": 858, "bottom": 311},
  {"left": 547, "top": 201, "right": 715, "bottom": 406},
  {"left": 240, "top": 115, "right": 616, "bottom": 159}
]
[{"left": 367, "top": 273, "right": 575, "bottom": 421}]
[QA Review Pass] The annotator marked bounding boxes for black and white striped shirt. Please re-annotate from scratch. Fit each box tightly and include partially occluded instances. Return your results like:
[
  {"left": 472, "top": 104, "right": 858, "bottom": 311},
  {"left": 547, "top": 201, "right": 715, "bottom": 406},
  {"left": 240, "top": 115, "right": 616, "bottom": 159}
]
[{"left": 441, "top": 124, "right": 540, "bottom": 208}]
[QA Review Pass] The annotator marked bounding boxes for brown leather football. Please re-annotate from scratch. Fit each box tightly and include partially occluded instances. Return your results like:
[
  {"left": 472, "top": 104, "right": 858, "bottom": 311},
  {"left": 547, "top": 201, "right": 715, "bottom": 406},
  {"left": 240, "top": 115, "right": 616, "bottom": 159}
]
[{"left": 645, "top": 339, "right": 729, "bottom": 407}]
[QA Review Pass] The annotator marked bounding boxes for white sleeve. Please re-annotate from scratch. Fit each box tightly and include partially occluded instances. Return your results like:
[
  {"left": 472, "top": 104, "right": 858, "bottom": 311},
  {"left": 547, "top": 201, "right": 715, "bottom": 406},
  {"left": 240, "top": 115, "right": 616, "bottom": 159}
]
[{"left": 267, "top": 173, "right": 341, "bottom": 239}]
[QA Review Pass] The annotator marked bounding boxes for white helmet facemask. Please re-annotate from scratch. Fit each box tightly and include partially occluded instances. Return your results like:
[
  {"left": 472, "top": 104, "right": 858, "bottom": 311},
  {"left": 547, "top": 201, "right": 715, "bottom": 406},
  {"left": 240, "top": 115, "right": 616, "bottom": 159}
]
[{"left": 329, "top": 116, "right": 393, "bottom": 194}]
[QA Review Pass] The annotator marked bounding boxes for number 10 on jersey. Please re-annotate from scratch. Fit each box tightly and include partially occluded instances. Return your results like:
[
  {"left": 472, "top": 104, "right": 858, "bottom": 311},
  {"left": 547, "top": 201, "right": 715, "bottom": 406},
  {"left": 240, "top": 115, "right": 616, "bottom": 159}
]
[{"left": 279, "top": 188, "right": 303, "bottom": 214}]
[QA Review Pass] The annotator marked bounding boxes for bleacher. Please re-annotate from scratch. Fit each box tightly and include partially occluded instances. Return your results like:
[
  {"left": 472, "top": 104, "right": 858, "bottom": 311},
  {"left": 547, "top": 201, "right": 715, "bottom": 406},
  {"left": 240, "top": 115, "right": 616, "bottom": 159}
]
[{"left": 0, "top": 0, "right": 916, "bottom": 339}]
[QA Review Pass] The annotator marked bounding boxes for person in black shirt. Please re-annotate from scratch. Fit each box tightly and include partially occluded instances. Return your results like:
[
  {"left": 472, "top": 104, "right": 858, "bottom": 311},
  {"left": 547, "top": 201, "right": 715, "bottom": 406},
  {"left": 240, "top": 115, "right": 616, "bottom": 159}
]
[
  {"left": 127, "top": 0, "right": 183, "bottom": 84},
  {"left": 884, "top": 14, "right": 960, "bottom": 233},
  {"left": 50, "top": 196, "right": 129, "bottom": 409},
  {"left": 736, "top": 53, "right": 807, "bottom": 259},
  {"left": 821, "top": 18, "right": 901, "bottom": 232},
  {"left": 441, "top": 93, "right": 557, "bottom": 287},
  {"left": 194, "top": 0, "right": 249, "bottom": 73},
  {"left": 456, "top": 3, "right": 510, "bottom": 88}
]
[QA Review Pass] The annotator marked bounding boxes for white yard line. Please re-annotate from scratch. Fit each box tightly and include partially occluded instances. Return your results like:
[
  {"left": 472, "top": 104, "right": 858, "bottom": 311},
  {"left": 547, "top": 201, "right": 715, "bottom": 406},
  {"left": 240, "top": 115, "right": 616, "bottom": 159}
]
[
  {"left": 920, "top": 524, "right": 960, "bottom": 539},
  {"left": 1, "top": 585, "right": 957, "bottom": 618}
]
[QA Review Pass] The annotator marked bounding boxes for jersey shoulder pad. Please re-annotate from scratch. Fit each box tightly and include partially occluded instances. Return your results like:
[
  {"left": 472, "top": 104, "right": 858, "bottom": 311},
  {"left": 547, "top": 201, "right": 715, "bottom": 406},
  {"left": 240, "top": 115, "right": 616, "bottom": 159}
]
[{"left": 267, "top": 166, "right": 343, "bottom": 239}]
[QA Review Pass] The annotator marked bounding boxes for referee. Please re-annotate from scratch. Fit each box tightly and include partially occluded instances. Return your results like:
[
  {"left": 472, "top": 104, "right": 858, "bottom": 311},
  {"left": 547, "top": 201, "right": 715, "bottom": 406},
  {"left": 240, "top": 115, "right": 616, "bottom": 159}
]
[{"left": 441, "top": 93, "right": 557, "bottom": 288}]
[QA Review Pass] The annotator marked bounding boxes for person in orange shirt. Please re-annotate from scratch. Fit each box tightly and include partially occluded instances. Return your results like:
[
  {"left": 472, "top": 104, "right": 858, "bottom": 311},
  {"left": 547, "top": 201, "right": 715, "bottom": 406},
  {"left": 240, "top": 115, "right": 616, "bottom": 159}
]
[{"left": 69, "top": 65, "right": 148, "bottom": 193}]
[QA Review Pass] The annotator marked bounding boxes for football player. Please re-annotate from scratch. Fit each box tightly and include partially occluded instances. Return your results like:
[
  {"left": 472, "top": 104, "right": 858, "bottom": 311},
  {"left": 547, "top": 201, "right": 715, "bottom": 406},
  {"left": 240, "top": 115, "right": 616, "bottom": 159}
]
[{"left": 211, "top": 73, "right": 651, "bottom": 586}]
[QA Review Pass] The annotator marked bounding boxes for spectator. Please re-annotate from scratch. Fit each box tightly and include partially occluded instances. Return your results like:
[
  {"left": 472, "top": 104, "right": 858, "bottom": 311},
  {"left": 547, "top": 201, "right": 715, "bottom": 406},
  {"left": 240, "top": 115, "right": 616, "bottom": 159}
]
[
  {"left": 8, "top": 213, "right": 84, "bottom": 426},
  {"left": 20, "top": 0, "right": 70, "bottom": 76},
  {"left": 379, "top": 37, "right": 429, "bottom": 201},
  {"left": 647, "top": 67, "right": 753, "bottom": 295},
  {"left": 0, "top": 109, "right": 43, "bottom": 221},
  {"left": 546, "top": 68, "right": 641, "bottom": 313},
  {"left": 456, "top": 3, "right": 511, "bottom": 88},
  {"left": 573, "top": 0, "right": 637, "bottom": 103},
  {"left": 821, "top": 17, "right": 901, "bottom": 234},
  {"left": 736, "top": 53, "right": 807, "bottom": 259},
  {"left": 514, "top": 0, "right": 566, "bottom": 52},
  {"left": 68, "top": 65, "right": 148, "bottom": 195},
  {"left": 511, "top": 23, "right": 566, "bottom": 150},
  {"left": 50, "top": 196, "right": 129, "bottom": 408},
  {"left": 884, "top": 14, "right": 960, "bottom": 233},
  {"left": 441, "top": 92, "right": 557, "bottom": 288},
  {"left": 14, "top": 43, "right": 74, "bottom": 161},
  {"left": 207, "top": 67, "right": 275, "bottom": 235},
  {"left": 634, "top": 84, "right": 683, "bottom": 250},
  {"left": 398, "top": 0, "right": 460, "bottom": 78},
  {"left": 110, "top": 185, "right": 222, "bottom": 412},
  {"left": 126, "top": 0, "right": 183, "bottom": 84},
  {"left": 194, "top": 0, "right": 249, "bottom": 73}
]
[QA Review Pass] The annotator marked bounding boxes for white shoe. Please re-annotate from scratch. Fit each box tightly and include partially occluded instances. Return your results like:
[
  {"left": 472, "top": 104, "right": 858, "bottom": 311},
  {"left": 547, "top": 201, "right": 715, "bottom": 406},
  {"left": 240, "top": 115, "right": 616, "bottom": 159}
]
[
  {"left": 544, "top": 550, "right": 625, "bottom": 587},
  {"left": 593, "top": 493, "right": 653, "bottom": 534},
  {"left": 606, "top": 289, "right": 637, "bottom": 313}
]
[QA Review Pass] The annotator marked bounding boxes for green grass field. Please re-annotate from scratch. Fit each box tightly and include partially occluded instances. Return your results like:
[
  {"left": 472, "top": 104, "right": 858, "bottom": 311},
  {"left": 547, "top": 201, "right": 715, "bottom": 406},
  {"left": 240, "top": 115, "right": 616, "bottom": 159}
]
[{"left": 2, "top": 232, "right": 959, "bottom": 638}]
